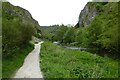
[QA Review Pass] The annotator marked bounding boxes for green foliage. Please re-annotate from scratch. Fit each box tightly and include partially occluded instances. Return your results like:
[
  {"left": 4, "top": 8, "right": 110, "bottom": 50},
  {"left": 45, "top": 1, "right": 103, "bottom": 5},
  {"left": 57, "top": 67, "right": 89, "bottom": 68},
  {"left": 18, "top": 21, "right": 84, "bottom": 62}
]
[
  {"left": 95, "top": 3, "right": 118, "bottom": 54},
  {"left": 63, "top": 28, "right": 75, "bottom": 44},
  {"left": 54, "top": 25, "right": 68, "bottom": 42},
  {"left": 75, "top": 2, "right": 119, "bottom": 55},
  {"left": 75, "top": 28, "right": 84, "bottom": 45},
  {"left": 2, "top": 2, "right": 39, "bottom": 78},
  {"left": 34, "top": 33, "right": 41, "bottom": 38},
  {"left": 2, "top": 18, "right": 36, "bottom": 57},
  {"left": 43, "top": 3, "right": 119, "bottom": 57},
  {"left": 2, "top": 2, "right": 37, "bottom": 58},
  {"left": 40, "top": 41, "right": 118, "bottom": 78},
  {"left": 19, "top": 22, "right": 36, "bottom": 44},
  {"left": 2, "top": 43, "right": 34, "bottom": 78},
  {"left": 75, "top": 28, "right": 89, "bottom": 47},
  {"left": 86, "top": 17, "right": 102, "bottom": 48},
  {"left": 39, "top": 25, "right": 60, "bottom": 41}
]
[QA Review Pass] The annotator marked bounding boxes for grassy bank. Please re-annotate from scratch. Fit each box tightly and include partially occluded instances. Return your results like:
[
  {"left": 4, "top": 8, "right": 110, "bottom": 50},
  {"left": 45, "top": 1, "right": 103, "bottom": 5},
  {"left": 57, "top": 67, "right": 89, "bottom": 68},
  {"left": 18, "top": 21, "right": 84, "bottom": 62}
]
[
  {"left": 40, "top": 41, "right": 118, "bottom": 78},
  {"left": 2, "top": 43, "right": 34, "bottom": 78}
]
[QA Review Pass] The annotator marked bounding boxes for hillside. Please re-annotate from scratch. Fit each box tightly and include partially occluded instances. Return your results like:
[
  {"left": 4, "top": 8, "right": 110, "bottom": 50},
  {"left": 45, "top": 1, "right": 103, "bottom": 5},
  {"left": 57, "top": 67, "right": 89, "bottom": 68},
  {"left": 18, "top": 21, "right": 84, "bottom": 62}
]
[
  {"left": 39, "top": 24, "right": 70, "bottom": 42},
  {"left": 78, "top": 2, "right": 109, "bottom": 27},
  {"left": 40, "top": 25, "right": 60, "bottom": 40},
  {"left": 2, "top": 2, "right": 40, "bottom": 30},
  {"left": 74, "top": 2, "right": 119, "bottom": 57},
  {"left": 78, "top": 2, "right": 117, "bottom": 27},
  {"left": 2, "top": 2, "right": 42, "bottom": 57},
  {"left": 2, "top": 1, "right": 119, "bottom": 78},
  {"left": 2, "top": 2, "right": 41, "bottom": 78}
]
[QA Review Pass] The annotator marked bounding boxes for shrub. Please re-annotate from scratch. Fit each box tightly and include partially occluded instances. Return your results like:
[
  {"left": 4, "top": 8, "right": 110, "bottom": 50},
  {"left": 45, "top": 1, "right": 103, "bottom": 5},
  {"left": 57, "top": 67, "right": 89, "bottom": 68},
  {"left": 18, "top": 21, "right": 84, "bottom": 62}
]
[{"left": 2, "top": 18, "right": 36, "bottom": 57}]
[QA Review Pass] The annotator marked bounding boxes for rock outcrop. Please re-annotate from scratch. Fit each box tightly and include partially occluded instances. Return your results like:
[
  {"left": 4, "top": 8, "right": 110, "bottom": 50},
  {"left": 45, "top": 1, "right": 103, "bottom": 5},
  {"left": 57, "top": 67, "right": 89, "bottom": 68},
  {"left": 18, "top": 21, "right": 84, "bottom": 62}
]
[
  {"left": 2, "top": 2, "right": 40, "bottom": 30},
  {"left": 78, "top": 2, "right": 108, "bottom": 27}
]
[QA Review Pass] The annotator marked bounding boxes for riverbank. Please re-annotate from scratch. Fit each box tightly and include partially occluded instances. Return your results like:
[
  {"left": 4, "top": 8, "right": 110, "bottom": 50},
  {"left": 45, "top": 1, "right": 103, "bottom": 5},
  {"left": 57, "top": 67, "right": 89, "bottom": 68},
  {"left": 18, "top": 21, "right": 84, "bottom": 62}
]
[{"left": 40, "top": 41, "right": 118, "bottom": 78}]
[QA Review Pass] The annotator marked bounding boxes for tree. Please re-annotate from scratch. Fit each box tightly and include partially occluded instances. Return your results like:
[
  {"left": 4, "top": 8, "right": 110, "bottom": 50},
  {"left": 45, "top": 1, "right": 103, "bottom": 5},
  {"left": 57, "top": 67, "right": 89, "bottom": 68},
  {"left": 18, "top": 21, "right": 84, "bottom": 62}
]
[
  {"left": 75, "top": 28, "right": 83, "bottom": 45},
  {"left": 2, "top": 17, "right": 36, "bottom": 57},
  {"left": 54, "top": 25, "right": 68, "bottom": 43},
  {"left": 63, "top": 28, "right": 75, "bottom": 44},
  {"left": 86, "top": 18, "right": 102, "bottom": 48},
  {"left": 75, "top": 27, "right": 89, "bottom": 47}
]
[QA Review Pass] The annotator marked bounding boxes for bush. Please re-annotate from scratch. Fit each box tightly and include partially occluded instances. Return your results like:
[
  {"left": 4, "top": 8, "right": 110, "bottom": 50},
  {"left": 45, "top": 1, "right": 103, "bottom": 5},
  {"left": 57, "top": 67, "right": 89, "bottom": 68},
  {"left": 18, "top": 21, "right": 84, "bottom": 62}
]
[
  {"left": 54, "top": 25, "right": 68, "bottom": 43},
  {"left": 63, "top": 28, "right": 75, "bottom": 44},
  {"left": 2, "top": 18, "right": 36, "bottom": 57}
]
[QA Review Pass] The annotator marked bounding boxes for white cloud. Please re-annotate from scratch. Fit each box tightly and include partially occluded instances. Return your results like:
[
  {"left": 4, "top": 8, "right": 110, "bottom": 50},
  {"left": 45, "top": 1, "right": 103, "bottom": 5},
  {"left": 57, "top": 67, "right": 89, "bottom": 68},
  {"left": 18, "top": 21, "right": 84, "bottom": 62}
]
[{"left": 8, "top": 0, "right": 89, "bottom": 26}]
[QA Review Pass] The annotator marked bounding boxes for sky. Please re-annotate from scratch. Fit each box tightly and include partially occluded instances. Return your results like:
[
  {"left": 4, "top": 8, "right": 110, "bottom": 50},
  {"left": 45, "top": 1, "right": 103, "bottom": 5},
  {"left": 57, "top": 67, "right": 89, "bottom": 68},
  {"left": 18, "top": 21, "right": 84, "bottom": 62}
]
[{"left": 7, "top": 0, "right": 91, "bottom": 26}]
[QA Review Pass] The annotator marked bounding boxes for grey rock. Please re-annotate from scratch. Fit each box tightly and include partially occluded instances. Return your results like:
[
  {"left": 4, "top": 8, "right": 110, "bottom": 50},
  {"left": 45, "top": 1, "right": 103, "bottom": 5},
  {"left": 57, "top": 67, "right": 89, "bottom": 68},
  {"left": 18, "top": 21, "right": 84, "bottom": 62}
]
[{"left": 78, "top": 2, "right": 97, "bottom": 27}]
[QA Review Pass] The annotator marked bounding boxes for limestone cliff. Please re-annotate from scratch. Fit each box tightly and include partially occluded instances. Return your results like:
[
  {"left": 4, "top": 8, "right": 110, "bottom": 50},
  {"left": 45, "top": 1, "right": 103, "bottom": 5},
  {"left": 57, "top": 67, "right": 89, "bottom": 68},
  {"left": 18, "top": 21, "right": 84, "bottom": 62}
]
[
  {"left": 78, "top": 2, "right": 108, "bottom": 27},
  {"left": 2, "top": 2, "right": 40, "bottom": 30}
]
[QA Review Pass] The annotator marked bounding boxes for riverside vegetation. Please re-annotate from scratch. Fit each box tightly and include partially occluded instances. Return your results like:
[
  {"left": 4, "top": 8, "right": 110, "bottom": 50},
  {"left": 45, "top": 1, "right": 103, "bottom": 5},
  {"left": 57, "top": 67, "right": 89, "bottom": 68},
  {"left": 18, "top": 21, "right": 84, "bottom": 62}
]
[
  {"left": 2, "top": 1, "right": 120, "bottom": 78},
  {"left": 40, "top": 41, "right": 118, "bottom": 78},
  {"left": 41, "top": 2, "right": 119, "bottom": 58},
  {"left": 40, "top": 2, "right": 119, "bottom": 78}
]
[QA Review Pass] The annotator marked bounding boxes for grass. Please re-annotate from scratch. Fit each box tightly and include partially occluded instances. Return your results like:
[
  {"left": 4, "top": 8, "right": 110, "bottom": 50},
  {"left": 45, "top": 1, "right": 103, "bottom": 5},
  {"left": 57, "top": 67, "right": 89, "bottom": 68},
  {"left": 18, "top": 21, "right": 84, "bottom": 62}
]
[
  {"left": 2, "top": 43, "right": 34, "bottom": 78},
  {"left": 40, "top": 41, "right": 119, "bottom": 78}
]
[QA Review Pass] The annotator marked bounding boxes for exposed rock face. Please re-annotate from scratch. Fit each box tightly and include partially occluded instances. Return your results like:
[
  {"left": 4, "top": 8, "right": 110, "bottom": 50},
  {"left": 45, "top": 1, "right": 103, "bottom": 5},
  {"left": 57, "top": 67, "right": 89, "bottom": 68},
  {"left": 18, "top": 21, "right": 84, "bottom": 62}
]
[
  {"left": 78, "top": 2, "right": 108, "bottom": 27},
  {"left": 2, "top": 2, "right": 40, "bottom": 30},
  {"left": 78, "top": 2, "right": 97, "bottom": 27}
]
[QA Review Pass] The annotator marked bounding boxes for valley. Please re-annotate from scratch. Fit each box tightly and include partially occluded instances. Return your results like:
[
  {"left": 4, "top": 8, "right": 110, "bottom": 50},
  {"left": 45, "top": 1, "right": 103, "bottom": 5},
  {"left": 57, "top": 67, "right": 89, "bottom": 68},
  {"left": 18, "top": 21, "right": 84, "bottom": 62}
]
[{"left": 1, "top": 1, "right": 120, "bottom": 79}]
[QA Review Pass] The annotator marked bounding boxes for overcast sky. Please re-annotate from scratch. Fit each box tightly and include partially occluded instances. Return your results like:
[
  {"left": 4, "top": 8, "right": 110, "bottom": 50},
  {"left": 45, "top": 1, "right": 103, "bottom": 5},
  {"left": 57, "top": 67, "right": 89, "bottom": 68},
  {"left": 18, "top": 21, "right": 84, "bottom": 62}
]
[{"left": 8, "top": 0, "right": 91, "bottom": 26}]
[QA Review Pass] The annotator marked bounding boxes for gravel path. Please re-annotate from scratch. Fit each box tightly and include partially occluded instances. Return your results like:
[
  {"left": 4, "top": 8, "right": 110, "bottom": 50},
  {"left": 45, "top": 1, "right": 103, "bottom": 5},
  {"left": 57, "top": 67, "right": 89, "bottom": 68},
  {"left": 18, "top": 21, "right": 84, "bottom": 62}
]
[{"left": 14, "top": 41, "right": 44, "bottom": 78}]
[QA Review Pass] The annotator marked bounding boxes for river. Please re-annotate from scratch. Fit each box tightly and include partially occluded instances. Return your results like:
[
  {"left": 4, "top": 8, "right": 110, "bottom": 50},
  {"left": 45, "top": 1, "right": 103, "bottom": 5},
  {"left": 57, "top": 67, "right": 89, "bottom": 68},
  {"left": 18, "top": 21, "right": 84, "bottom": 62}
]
[{"left": 53, "top": 42, "right": 86, "bottom": 51}]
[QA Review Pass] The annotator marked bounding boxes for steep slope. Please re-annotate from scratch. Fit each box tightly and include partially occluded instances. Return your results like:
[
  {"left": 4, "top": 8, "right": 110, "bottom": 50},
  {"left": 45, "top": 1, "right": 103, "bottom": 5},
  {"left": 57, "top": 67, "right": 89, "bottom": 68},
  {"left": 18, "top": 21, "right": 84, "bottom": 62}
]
[
  {"left": 2, "top": 2, "right": 42, "bottom": 78},
  {"left": 78, "top": 2, "right": 108, "bottom": 27},
  {"left": 75, "top": 2, "right": 119, "bottom": 56},
  {"left": 2, "top": 2, "right": 40, "bottom": 30},
  {"left": 2, "top": 2, "right": 42, "bottom": 57}
]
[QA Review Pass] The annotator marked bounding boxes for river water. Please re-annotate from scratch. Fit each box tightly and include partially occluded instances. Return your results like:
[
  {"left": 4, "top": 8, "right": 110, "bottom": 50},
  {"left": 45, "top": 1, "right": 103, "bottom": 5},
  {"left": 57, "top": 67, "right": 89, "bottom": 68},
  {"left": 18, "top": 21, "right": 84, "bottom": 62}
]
[
  {"left": 53, "top": 42, "right": 86, "bottom": 51},
  {"left": 63, "top": 46, "right": 86, "bottom": 50}
]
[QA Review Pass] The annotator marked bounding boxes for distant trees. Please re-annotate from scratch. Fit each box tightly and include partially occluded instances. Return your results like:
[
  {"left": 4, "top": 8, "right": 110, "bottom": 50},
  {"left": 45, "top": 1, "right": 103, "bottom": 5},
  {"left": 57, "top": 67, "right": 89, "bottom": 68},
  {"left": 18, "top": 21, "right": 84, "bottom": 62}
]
[
  {"left": 63, "top": 28, "right": 75, "bottom": 44},
  {"left": 49, "top": 25, "right": 76, "bottom": 44},
  {"left": 43, "top": 11, "right": 118, "bottom": 56},
  {"left": 54, "top": 25, "right": 68, "bottom": 43},
  {"left": 40, "top": 2, "right": 119, "bottom": 56},
  {"left": 43, "top": 16, "right": 118, "bottom": 56}
]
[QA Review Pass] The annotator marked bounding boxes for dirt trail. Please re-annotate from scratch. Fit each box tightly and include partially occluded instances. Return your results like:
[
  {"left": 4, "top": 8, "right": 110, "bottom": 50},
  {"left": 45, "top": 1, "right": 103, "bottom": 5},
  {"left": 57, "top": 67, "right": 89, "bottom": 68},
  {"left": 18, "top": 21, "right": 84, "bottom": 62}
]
[{"left": 14, "top": 41, "right": 44, "bottom": 78}]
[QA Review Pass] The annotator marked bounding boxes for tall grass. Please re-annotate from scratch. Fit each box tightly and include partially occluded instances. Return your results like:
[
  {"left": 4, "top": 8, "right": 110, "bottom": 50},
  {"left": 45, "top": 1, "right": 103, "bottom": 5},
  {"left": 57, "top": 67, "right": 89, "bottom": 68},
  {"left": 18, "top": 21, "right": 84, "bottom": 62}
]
[{"left": 40, "top": 41, "right": 118, "bottom": 78}]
